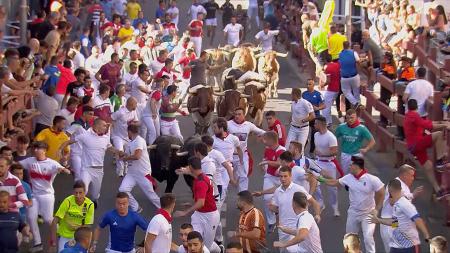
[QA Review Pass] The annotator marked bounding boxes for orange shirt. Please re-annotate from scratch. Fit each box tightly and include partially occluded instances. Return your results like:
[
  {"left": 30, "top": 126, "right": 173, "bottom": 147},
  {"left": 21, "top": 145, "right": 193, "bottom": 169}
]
[
  {"left": 399, "top": 66, "right": 415, "bottom": 81},
  {"left": 239, "top": 207, "right": 266, "bottom": 253}
]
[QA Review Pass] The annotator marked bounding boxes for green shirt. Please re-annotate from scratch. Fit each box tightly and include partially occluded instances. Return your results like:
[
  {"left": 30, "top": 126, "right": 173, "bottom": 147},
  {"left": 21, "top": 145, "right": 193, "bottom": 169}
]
[
  {"left": 55, "top": 195, "right": 94, "bottom": 238},
  {"left": 309, "top": 27, "right": 328, "bottom": 54},
  {"left": 335, "top": 123, "right": 373, "bottom": 154},
  {"left": 110, "top": 95, "right": 124, "bottom": 112}
]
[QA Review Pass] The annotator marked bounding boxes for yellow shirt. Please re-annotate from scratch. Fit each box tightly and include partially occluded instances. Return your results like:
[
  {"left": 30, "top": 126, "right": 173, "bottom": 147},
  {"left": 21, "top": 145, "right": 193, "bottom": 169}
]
[
  {"left": 328, "top": 32, "right": 347, "bottom": 60},
  {"left": 55, "top": 195, "right": 94, "bottom": 238},
  {"left": 118, "top": 27, "right": 134, "bottom": 44},
  {"left": 34, "top": 128, "right": 70, "bottom": 161},
  {"left": 127, "top": 2, "right": 141, "bottom": 20}
]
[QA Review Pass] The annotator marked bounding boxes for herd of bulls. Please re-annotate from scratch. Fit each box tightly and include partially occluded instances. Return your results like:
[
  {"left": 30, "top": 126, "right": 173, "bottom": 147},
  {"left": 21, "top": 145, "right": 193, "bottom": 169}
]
[{"left": 150, "top": 45, "right": 288, "bottom": 192}]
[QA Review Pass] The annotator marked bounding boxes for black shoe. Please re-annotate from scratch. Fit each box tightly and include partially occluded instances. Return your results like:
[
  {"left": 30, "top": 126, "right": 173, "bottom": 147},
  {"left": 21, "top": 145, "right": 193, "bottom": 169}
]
[
  {"left": 93, "top": 200, "right": 98, "bottom": 209},
  {"left": 436, "top": 189, "right": 450, "bottom": 200},
  {"left": 436, "top": 159, "right": 448, "bottom": 172}
]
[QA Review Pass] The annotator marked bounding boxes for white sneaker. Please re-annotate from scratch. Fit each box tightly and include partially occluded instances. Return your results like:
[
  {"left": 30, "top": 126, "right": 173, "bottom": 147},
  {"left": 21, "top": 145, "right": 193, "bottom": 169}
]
[{"left": 333, "top": 207, "right": 340, "bottom": 217}]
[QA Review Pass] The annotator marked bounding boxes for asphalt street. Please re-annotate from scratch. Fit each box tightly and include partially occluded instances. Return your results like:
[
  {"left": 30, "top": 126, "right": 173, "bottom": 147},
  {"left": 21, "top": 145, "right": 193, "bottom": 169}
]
[{"left": 26, "top": 1, "right": 449, "bottom": 252}]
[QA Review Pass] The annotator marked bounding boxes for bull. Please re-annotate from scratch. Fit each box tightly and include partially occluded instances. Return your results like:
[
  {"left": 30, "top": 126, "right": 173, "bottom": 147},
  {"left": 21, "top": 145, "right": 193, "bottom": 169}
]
[
  {"left": 187, "top": 85, "right": 215, "bottom": 135},
  {"left": 215, "top": 77, "right": 250, "bottom": 120},
  {"left": 219, "top": 44, "right": 261, "bottom": 72},
  {"left": 149, "top": 135, "right": 203, "bottom": 192},
  {"left": 205, "top": 48, "right": 231, "bottom": 90},
  {"left": 148, "top": 136, "right": 184, "bottom": 193},
  {"left": 256, "top": 51, "right": 288, "bottom": 98},
  {"left": 244, "top": 81, "right": 267, "bottom": 127}
]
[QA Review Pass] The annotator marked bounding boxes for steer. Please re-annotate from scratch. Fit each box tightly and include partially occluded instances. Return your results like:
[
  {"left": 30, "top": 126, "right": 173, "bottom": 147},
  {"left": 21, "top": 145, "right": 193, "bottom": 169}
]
[
  {"left": 205, "top": 48, "right": 231, "bottom": 90},
  {"left": 148, "top": 136, "right": 184, "bottom": 193},
  {"left": 187, "top": 85, "right": 215, "bottom": 135},
  {"left": 173, "top": 136, "right": 203, "bottom": 189},
  {"left": 256, "top": 50, "right": 288, "bottom": 98}
]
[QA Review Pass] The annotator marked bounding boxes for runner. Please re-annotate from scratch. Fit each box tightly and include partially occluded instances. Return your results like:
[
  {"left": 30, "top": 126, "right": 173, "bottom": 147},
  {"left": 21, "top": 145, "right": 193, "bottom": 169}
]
[
  {"left": 145, "top": 193, "right": 176, "bottom": 253},
  {"left": 255, "top": 23, "right": 279, "bottom": 52},
  {"left": 223, "top": 16, "right": 243, "bottom": 47},
  {"left": 176, "top": 223, "right": 211, "bottom": 253},
  {"left": 203, "top": 0, "right": 220, "bottom": 46},
  {"left": 189, "top": 12, "right": 205, "bottom": 56},
  {"left": 228, "top": 108, "right": 265, "bottom": 192},
  {"left": 160, "top": 85, "right": 188, "bottom": 141},
  {"left": 286, "top": 88, "right": 315, "bottom": 151}
]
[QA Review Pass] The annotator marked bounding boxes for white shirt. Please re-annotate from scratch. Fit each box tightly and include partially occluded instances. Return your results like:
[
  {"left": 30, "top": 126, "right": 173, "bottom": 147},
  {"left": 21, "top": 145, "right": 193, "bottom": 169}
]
[
  {"left": 314, "top": 130, "right": 338, "bottom": 159},
  {"left": 57, "top": 108, "right": 75, "bottom": 125},
  {"left": 255, "top": 30, "right": 279, "bottom": 52},
  {"left": 93, "top": 95, "right": 113, "bottom": 112},
  {"left": 85, "top": 55, "right": 104, "bottom": 74},
  {"left": 201, "top": 155, "right": 217, "bottom": 178},
  {"left": 111, "top": 107, "right": 139, "bottom": 140},
  {"left": 291, "top": 165, "right": 310, "bottom": 193},
  {"left": 291, "top": 99, "right": 314, "bottom": 127},
  {"left": 66, "top": 122, "right": 89, "bottom": 156},
  {"left": 76, "top": 128, "right": 112, "bottom": 167},
  {"left": 404, "top": 79, "right": 434, "bottom": 117},
  {"left": 390, "top": 197, "right": 420, "bottom": 249},
  {"left": 127, "top": 135, "right": 151, "bottom": 176},
  {"left": 146, "top": 214, "right": 172, "bottom": 253},
  {"left": 223, "top": 23, "right": 243, "bottom": 47},
  {"left": 149, "top": 59, "right": 165, "bottom": 76},
  {"left": 248, "top": 0, "right": 258, "bottom": 7},
  {"left": 273, "top": 182, "right": 311, "bottom": 229},
  {"left": 208, "top": 149, "right": 227, "bottom": 186},
  {"left": 142, "top": 91, "right": 161, "bottom": 117},
  {"left": 212, "top": 134, "right": 241, "bottom": 161},
  {"left": 177, "top": 245, "right": 210, "bottom": 253},
  {"left": 19, "top": 157, "right": 63, "bottom": 195},
  {"left": 189, "top": 4, "right": 207, "bottom": 20},
  {"left": 167, "top": 6, "right": 180, "bottom": 25},
  {"left": 381, "top": 177, "right": 413, "bottom": 218},
  {"left": 338, "top": 173, "right": 384, "bottom": 214},
  {"left": 35, "top": 90, "right": 59, "bottom": 126},
  {"left": 131, "top": 77, "right": 150, "bottom": 105},
  {"left": 72, "top": 50, "right": 85, "bottom": 70},
  {"left": 290, "top": 211, "right": 323, "bottom": 253},
  {"left": 227, "top": 120, "right": 265, "bottom": 151},
  {"left": 122, "top": 72, "right": 139, "bottom": 93}
]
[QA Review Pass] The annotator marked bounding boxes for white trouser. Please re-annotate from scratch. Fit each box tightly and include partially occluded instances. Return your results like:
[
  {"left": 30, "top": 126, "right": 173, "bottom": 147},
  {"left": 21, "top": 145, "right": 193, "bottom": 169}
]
[
  {"left": 346, "top": 210, "right": 376, "bottom": 253},
  {"left": 142, "top": 116, "right": 160, "bottom": 145},
  {"left": 247, "top": 6, "right": 260, "bottom": 28},
  {"left": 70, "top": 154, "right": 82, "bottom": 181},
  {"left": 278, "top": 230, "right": 294, "bottom": 253},
  {"left": 28, "top": 194, "right": 55, "bottom": 246},
  {"left": 118, "top": 173, "right": 161, "bottom": 211},
  {"left": 341, "top": 74, "right": 361, "bottom": 106},
  {"left": 192, "top": 210, "right": 221, "bottom": 253},
  {"left": 380, "top": 224, "right": 393, "bottom": 253},
  {"left": 340, "top": 152, "right": 361, "bottom": 175},
  {"left": 232, "top": 152, "right": 249, "bottom": 192},
  {"left": 286, "top": 125, "right": 310, "bottom": 152},
  {"left": 111, "top": 136, "right": 128, "bottom": 176},
  {"left": 323, "top": 91, "right": 339, "bottom": 125},
  {"left": 263, "top": 174, "right": 279, "bottom": 225},
  {"left": 191, "top": 36, "right": 202, "bottom": 57},
  {"left": 106, "top": 248, "right": 136, "bottom": 253},
  {"left": 160, "top": 119, "right": 183, "bottom": 142},
  {"left": 81, "top": 166, "right": 104, "bottom": 201},
  {"left": 58, "top": 236, "right": 72, "bottom": 253},
  {"left": 179, "top": 78, "right": 190, "bottom": 102},
  {"left": 316, "top": 160, "right": 338, "bottom": 210}
]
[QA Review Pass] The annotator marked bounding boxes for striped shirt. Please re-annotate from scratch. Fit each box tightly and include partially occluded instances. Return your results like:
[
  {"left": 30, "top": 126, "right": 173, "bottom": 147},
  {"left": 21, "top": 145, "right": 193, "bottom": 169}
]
[
  {"left": 0, "top": 172, "right": 29, "bottom": 212},
  {"left": 239, "top": 207, "right": 266, "bottom": 253}
]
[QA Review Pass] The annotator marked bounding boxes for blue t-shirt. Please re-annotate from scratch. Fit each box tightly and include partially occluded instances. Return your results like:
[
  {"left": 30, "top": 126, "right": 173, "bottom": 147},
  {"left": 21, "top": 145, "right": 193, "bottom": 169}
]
[
  {"left": 0, "top": 212, "right": 26, "bottom": 252},
  {"left": 61, "top": 242, "right": 88, "bottom": 253},
  {"left": 302, "top": 90, "right": 323, "bottom": 116},
  {"left": 19, "top": 180, "right": 32, "bottom": 220},
  {"left": 99, "top": 209, "right": 148, "bottom": 252},
  {"left": 339, "top": 49, "right": 358, "bottom": 77},
  {"left": 43, "top": 65, "right": 61, "bottom": 92},
  {"left": 133, "top": 18, "right": 148, "bottom": 28},
  {"left": 155, "top": 8, "right": 165, "bottom": 19}
]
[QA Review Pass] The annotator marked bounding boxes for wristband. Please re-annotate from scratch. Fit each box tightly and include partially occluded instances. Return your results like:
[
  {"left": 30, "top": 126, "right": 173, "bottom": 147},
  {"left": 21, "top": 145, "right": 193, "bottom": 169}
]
[{"left": 317, "top": 176, "right": 326, "bottom": 183}]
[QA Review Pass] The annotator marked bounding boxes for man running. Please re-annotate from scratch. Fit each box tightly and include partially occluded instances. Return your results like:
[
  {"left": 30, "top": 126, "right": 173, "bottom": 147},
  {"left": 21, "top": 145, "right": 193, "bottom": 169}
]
[
  {"left": 228, "top": 108, "right": 265, "bottom": 192},
  {"left": 189, "top": 12, "right": 205, "bottom": 56},
  {"left": 223, "top": 16, "right": 243, "bottom": 47},
  {"left": 203, "top": 0, "right": 220, "bottom": 45},
  {"left": 91, "top": 192, "right": 148, "bottom": 253},
  {"left": 286, "top": 88, "right": 315, "bottom": 151},
  {"left": 160, "top": 85, "right": 188, "bottom": 141},
  {"left": 255, "top": 23, "right": 279, "bottom": 52}
]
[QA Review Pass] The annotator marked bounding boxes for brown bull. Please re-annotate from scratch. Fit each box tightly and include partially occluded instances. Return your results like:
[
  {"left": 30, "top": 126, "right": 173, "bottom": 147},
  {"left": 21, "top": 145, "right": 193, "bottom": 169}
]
[
  {"left": 243, "top": 81, "right": 267, "bottom": 127},
  {"left": 187, "top": 86, "right": 215, "bottom": 135},
  {"left": 228, "top": 45, "right": 260, "bottom": 72},
  {"left": 256, "top": 51, "right": 288, "bottom": 98},
  {"left": 215, "top": 89, "right": 250, "bottom": 120}
]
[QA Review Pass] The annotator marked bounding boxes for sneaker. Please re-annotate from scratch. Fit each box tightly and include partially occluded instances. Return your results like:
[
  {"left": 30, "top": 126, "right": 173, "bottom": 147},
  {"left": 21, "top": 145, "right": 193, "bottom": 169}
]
[
  {"left": 30, "top": 243, "right": 43, "bottom": 253},
  {"left": 137, "top": 206, "right": 144, "bottom": 213},
  {"left": 436, "top": 189, "right": 450, "bottom": 200},
  {"left": 37, "top": 215, "right": 44, "bottom": 224},
  {"left": 218, "top": 244, "right": 225, "bottom": 253},
  {"left": 333, "top": 207, "right": 340, "bottom": 217},
  {"left": 436, "top": 159, "right": 448, "bottom": 171}
]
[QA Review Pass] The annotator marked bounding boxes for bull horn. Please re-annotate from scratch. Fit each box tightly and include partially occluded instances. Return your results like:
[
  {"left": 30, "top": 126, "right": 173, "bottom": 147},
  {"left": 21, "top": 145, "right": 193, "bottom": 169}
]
[
  {"left": 276, "top": 52, "right": 288, "bottom": 57},
  {"left": 255, "top": 53, "right": 264, "bottom": 58},
  {"left": 190, "top": 107, "right": 199, "bottom": 112},
  {"left": 147, "top": 144, "right": 157, "bottom": 150},
  {"left": 204, "top": 49, "right": 214, "bottom": 54},
  {"left": 171, "top": 144, "right": 181, "bottom": 149},
  {"left": 176, "top": 151, "right": 189, "bottom": 156},
  {"left": 251, "top": 47, "right": 261, "bottom": 52},
  {"left": 213, "top": 92, "right": 225, "bottom": 96},
  {"left": 240, "top": 94, "right": 251, "bottom": 98}
]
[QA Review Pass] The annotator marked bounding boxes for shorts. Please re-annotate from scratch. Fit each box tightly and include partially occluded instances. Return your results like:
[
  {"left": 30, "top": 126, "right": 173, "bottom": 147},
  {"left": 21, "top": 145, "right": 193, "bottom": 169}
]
[
  {"left": 205, "top": 18, "right": 217, "bottom": 26},
  {"left": 389, "top": 245, "right": 420, "bottom": 253},
  {"left": 409, "top": 135, "right": 432, "bottom": 165}
]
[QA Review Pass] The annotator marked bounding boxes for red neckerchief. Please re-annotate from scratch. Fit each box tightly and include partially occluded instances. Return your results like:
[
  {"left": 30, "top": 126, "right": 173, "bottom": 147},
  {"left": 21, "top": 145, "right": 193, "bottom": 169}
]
[
  {"left": 182, "top": 42, "right": 188, "bottom": 49},
  {"left": 353, "top": 169, "right": 367, "bottom": 180},
  {"left": 93, "top": 129, "right": 104, "bottom": 136},
  {"left": 288, "top": 162, "right": 295, "bottom": 168},
  {"left": 67, "top": 107, "right": 76, "bottom": 114},
  {"left": 233, "top": 119, "right": 245, "bottom": 124},
  {"left": 157, "top": 208, "right": 173, "bottom": 223},
  {"left": 347, "top": 119, "right": 361, "bottom": 128}
]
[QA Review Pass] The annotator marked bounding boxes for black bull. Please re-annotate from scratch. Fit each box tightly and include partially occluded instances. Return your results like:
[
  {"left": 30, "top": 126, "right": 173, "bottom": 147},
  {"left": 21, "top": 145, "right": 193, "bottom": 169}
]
[
  {"left": 149, "top": 136, "right": 202, "bottom": 192},
  {"left": 187, "top": 87, "right": 214, "bottom": 135}
]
